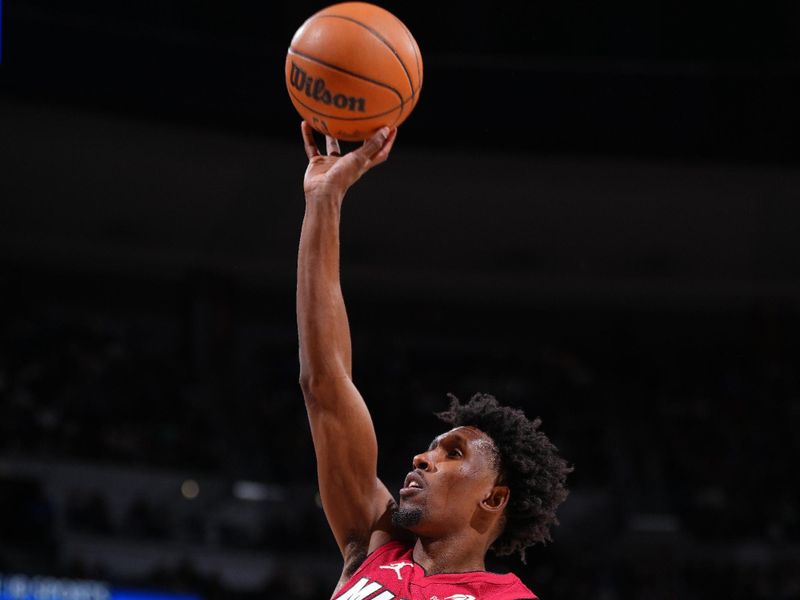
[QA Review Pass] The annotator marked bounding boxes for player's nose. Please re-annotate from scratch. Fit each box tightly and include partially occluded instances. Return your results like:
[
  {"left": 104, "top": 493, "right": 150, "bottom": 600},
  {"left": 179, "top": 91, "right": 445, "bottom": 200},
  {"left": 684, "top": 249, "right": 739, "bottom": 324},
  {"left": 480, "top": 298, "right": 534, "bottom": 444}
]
[{"left": 412, "top": 451, "right": 433, "bottom": 471}]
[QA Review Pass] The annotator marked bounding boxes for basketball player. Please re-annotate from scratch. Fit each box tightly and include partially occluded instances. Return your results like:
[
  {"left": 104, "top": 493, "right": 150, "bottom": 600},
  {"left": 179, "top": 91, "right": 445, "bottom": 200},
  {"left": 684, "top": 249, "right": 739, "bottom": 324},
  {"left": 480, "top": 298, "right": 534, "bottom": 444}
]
[{"left": 297, "top": 122, "right": 572, "bottom": 600}]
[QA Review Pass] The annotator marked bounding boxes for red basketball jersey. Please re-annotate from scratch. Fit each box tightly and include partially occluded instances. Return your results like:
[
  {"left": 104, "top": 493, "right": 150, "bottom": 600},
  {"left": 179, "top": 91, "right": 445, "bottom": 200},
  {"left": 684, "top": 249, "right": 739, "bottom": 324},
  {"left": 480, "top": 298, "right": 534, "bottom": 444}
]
[{"left": 332, "top": 540, "right": 537, "bottom": 600}]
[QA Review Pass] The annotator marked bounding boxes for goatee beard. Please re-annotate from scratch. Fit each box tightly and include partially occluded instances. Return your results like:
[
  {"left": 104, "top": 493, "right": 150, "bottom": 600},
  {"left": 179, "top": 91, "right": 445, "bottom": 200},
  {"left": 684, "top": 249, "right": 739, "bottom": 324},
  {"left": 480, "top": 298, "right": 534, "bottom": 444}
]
[{"left": 392, "top": 506, "right": 423, "bottom": 529}]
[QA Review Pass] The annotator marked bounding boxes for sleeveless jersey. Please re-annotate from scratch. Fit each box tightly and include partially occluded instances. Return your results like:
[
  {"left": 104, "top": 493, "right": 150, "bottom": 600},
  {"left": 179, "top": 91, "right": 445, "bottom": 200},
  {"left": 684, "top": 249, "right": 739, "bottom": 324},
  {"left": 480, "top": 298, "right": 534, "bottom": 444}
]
[{"left": 332, "top": 540, "right": 537, "bottom": 600}]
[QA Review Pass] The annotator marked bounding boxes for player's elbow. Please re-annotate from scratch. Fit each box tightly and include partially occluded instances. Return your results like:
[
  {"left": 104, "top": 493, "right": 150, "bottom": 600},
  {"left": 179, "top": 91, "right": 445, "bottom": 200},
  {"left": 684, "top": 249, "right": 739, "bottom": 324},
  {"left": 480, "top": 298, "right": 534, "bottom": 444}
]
[
  {"left": 299, "top": 373, "right": 335, "bottom": 409},
  {"left": 298, "top": 369, "right": 325, "bottom": 396},
  {"left": 299, "top": 372, "right": 351, "bottom": 411},
  {"left": 298, "top": 372, "right": 315, "bottom": 398}
]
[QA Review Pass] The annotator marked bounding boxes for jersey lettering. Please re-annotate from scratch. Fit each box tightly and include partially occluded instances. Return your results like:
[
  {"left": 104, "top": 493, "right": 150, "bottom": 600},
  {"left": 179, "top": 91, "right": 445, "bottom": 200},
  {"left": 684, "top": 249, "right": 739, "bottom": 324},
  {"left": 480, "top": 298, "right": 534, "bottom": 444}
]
[
  {"left": 336, "top": 578, "right": 384, "bottom": 600},
  {"left": 335, "top": 577, "right": 409, "bottom": 600}
]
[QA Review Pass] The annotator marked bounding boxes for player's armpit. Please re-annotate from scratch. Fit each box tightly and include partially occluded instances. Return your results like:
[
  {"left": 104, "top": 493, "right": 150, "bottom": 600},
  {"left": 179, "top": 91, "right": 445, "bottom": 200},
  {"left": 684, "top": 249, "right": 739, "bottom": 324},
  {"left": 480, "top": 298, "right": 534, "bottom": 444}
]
[{"left": 333, "top": 491, "right": 408, "bottom": 595}]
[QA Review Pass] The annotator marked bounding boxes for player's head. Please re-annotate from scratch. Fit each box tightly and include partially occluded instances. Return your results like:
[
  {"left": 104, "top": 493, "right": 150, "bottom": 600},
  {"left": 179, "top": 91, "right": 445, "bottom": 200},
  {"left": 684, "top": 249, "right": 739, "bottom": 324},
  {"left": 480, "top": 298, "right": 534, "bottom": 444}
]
[{"left": 393, "top": 393, "right": 572, "bottom": 560}]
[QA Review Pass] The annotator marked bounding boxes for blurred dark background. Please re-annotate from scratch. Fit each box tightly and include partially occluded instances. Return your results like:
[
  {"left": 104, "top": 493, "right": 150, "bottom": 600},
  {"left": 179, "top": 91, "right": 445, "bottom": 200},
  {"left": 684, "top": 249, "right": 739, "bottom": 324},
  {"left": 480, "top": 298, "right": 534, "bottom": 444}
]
[{"left": 1, "top": 1, "right": 799, "bottom": 599}]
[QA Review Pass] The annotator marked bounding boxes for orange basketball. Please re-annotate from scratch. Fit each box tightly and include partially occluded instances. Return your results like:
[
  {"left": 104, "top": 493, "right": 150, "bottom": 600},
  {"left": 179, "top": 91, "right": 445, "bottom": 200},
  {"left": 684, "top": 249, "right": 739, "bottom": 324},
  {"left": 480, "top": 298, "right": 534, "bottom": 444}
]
[{"left": 285, "top": 2, "right": 423, "bottom": 142}]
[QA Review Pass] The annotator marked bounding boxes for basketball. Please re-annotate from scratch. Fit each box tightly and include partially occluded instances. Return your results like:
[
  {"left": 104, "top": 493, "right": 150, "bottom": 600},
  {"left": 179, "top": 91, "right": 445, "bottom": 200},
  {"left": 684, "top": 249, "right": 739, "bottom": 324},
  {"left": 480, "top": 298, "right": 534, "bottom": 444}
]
[{"left": 285, "top": 2, "right": 423, "bottom": 142}]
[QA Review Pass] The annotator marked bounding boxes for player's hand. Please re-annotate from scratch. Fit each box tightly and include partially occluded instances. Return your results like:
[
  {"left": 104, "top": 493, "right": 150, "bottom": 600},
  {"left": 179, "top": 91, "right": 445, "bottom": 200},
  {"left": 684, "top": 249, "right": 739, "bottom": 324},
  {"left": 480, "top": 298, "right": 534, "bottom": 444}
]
[{"left": 301, "top": 121, "right": 397, "bottom": 202}]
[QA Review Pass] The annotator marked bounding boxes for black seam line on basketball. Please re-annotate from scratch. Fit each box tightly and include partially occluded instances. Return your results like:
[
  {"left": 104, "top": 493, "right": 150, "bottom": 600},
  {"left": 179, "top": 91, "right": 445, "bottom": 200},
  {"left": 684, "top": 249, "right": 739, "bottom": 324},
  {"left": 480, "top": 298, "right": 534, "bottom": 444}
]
[
  {"left": 287, "top": 47, "right": 403, "bottom": 108},
  {"left": 398, "top": 23, "right": 422, "bottom": 110},
  {"left": 399, "top": 21, "right": 422, "bottom": 87},
  {"left": 312, "top": 14, "right": 415, "bottom": 98},
  {"left": 312, "top": 13, "right": 416, "bottom": 107},
  {"left": 288, "top": 88, "right": 405, "bottom": 121}
]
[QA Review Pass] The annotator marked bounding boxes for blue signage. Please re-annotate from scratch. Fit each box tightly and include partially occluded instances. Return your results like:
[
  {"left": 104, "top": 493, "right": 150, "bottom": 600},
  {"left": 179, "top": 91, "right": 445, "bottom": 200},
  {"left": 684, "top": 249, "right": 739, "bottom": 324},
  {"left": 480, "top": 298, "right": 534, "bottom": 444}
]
[{"left": 0, "top": 575, "right": 201, "bottom": 600}]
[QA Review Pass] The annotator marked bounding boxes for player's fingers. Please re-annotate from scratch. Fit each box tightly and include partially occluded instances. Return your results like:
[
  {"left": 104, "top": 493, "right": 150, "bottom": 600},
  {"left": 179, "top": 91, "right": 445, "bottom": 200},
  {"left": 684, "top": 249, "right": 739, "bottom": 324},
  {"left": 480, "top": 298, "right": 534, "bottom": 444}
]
[
  {"left": 301, "top": 122, "right": 320, "bottom": 159},
  {"left": 367, "top": 128, "right": 397, "bottom": 167},
  {"left": 326, "top": 136, "right": 342, "bottom": 157},
  {"left": 351, "top": 127, "right": 391, "bottom": 167}
]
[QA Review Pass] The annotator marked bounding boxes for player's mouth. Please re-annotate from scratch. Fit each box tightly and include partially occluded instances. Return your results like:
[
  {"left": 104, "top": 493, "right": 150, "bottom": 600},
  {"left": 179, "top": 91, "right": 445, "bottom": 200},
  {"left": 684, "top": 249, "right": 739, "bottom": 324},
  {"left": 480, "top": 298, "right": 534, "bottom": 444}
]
[{"left": 400, "top": 471, "right": 426, "bottom": 497}]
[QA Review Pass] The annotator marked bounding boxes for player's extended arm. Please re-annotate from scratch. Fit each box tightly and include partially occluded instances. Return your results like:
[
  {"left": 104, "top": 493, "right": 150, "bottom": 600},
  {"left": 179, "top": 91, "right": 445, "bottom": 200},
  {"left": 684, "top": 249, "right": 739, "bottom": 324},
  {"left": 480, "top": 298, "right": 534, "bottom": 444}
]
[{"left": 296, "top": 122, "right": 399, "bottom": 568}]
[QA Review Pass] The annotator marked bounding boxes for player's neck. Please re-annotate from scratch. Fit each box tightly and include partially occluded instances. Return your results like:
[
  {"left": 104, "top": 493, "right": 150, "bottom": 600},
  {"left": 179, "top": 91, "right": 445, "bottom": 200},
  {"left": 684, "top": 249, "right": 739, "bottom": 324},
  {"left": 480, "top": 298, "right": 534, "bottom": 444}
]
[{"left": 412, "top": 533, "right": 488, "bottom": 576}]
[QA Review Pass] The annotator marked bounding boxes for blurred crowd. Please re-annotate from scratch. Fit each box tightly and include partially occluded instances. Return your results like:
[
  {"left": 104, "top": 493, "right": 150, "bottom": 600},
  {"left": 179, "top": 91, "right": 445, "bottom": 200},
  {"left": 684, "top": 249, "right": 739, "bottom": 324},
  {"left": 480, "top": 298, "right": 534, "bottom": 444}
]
[{"left": 1, "top": 272, "right": 799, "bottom": 599}]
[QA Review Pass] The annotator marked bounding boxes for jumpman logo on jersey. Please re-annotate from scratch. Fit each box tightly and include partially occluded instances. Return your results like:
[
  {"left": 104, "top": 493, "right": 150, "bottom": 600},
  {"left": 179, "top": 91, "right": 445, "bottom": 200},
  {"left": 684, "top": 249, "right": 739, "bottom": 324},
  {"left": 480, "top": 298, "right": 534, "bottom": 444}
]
[{"left": 379, "top": 561, "right": 414, "bottom": 580}]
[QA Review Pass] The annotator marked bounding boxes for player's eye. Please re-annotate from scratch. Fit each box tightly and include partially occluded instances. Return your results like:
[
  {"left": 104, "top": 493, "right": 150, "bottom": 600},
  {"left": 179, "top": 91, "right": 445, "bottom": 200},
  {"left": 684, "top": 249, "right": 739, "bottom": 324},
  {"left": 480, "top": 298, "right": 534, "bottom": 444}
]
[{"left": 447, "top": 448, "right": 463, "bottom": 458}]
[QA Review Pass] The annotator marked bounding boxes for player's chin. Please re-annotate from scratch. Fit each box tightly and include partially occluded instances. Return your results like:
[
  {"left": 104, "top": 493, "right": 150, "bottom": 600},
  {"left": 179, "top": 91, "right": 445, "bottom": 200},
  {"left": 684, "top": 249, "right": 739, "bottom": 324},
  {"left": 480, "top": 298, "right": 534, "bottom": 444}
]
[{"left": 391, "top": 504, "right": 424, "bottom": 530}]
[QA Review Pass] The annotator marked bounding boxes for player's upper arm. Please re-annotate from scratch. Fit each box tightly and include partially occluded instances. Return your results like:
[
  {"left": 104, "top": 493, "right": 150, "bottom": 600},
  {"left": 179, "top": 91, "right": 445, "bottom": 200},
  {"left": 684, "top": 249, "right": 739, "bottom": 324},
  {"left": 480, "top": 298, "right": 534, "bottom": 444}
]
[{"left": 301, "top": 374, "right": 398, "bottom": 559}]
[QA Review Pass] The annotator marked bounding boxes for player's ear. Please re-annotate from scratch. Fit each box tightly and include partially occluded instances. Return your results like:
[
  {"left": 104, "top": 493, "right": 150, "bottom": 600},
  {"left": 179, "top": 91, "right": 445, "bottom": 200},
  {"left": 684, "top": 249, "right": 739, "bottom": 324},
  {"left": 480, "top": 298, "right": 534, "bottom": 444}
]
[{"left": 481, "top": 485, "right": 509, "bottom": 513}]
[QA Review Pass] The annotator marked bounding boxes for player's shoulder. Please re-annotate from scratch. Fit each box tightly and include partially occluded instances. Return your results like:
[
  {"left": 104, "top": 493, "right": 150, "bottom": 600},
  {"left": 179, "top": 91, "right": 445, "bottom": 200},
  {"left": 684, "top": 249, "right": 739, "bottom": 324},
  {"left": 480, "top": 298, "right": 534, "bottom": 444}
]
[
  {"left": 504, "top": 576, "right": 538, "bottom": 600},
  {"left": 503, "top": 571, "right": 537, "bottom": 600},
  {"left": 473, "top": 569, "right": 538, "bottom": 600},
  {"left": 505, "top": 577, "right": 538, "bottom": 600}
]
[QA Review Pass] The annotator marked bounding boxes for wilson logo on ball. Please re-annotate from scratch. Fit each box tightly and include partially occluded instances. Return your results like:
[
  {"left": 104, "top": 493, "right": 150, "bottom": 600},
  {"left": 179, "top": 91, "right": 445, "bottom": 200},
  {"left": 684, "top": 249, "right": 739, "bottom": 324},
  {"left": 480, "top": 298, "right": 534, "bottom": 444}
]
[{"left": 289, "top": 62, "right": 366, "bottom": 113}]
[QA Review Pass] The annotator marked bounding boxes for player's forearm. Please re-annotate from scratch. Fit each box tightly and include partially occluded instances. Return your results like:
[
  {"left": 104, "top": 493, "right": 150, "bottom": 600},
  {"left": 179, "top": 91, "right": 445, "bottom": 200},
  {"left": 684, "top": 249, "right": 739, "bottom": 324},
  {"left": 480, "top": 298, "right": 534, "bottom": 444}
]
[{"left": 297, "top": 193, "right": 353, "bottom": 392}]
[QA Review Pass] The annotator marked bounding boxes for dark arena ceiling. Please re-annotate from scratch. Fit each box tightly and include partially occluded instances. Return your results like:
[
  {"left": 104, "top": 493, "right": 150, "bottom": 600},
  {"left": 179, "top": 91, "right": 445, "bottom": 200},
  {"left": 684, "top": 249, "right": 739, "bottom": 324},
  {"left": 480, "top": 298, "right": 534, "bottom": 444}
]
[
  {"left": 2, "top": 1, "right": 800, "bottom": 303},
  {"left": 2, "top": 0, "right": 799, "bottom": 160}
]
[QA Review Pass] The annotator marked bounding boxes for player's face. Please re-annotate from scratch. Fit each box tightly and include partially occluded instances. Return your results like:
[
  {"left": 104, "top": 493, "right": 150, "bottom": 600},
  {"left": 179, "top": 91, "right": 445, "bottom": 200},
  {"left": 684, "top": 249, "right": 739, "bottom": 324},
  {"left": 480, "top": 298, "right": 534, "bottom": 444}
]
[{"left": 395, "top": 426, "right": 502, "bottom": 536}]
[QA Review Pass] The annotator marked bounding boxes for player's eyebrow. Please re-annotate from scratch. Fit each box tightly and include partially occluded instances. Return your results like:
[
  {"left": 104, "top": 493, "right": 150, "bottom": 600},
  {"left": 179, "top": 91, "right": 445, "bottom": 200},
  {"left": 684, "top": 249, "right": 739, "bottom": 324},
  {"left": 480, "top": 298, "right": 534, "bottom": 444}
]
[{"left": 428, "top": 431, "right": 469, "bottom": 451}]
